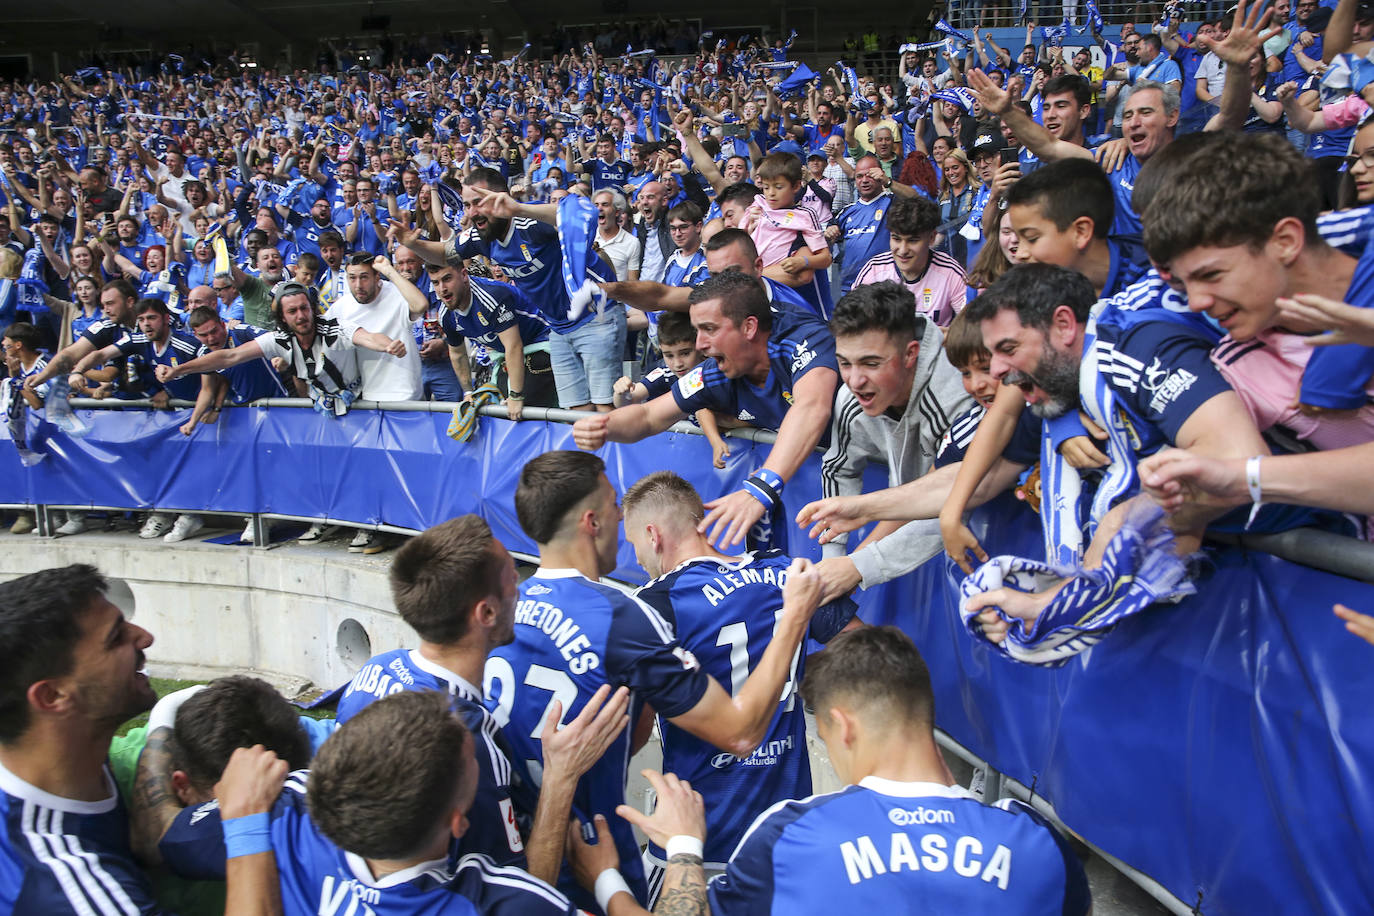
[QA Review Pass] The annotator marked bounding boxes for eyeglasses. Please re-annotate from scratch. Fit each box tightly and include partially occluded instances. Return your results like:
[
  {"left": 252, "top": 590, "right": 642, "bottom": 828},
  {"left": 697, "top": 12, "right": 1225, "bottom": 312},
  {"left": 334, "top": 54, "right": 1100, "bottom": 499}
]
[
  {"left": 668, "top": 223, "right": 697, "bottom": 232},
  {"left": 1345, "top": 150, "right": 1374, "bottom": 169}
]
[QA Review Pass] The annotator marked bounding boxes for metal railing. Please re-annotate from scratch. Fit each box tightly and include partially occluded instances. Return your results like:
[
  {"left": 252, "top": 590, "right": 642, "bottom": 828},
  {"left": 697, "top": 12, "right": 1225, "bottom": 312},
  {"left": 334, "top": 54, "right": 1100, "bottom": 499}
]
[{"left": 37, "top": 397, "right": 1374, "bottom": 581}]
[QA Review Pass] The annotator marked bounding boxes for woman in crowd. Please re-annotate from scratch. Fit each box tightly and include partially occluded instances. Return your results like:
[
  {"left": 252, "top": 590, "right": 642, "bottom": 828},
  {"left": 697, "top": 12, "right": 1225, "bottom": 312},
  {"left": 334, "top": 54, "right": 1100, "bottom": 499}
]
[{"left": 937, "top": 148, "right": 977, "bottom": 264}]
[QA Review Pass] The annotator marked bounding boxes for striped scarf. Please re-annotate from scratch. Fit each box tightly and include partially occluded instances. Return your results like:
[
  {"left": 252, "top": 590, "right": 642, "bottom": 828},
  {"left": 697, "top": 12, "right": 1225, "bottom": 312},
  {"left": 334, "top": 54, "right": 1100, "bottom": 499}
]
[{"left": 958, "top": 501, "right": 1195, "bottom": 666}]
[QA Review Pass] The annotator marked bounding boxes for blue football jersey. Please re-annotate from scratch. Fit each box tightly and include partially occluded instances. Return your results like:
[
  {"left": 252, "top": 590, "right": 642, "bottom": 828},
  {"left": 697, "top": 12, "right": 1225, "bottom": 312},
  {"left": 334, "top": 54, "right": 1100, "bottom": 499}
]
[
  {"left": 202, "top": 325, "right": 290, "bottom": 404},
  {"left": 590, "top": 158, "right": 631, "bottom": 192},
  {"left": 707, "top": 779, "right": 1090, "bottom": 914},
  {"left": 0, "top": 761, "right": 164, "bottom": 915},
  {"left": 161, "top": 774, "right": 576, "bottom": 916},
  {"left": 1109, "top": 154, "right": 1145, "bottom": 245},
  {"left": 762, "top": 276, "right": 814, "bottom": 314},
  {"left": 660, "top": 249, "right": 708, "bottom": 288},
  {"left": 335, "top": 649, "right": 529, "bottom": 868},
  {"left": 116, "top": 330, "right": 202, "bottom": 401},
  {"left": 671, "top": 309, "right": 837, "bottom": 436},
  {"left": 635, "top": 550, "right": 858, "bottom": 864},
  {"left": 1299, "top": 230, "right": 1374, "bottom": 410},
  {"left": 1089, "top": 274, "right": 1230, "bottom": 458},
  {"left": 447, "top": 219, "right": 600, "bottom": 334},
  {"left": 934, "top": 405, "right": 1042, "bottom": 469},
  {"left": 438, "top": 276, "right": 551, "bottom": 351},
  {"left": 834, "top": 192, "right": 893, "bottom": 293},
  {"left": 483, "top": 568, "right": 714, "bottom": 908}
]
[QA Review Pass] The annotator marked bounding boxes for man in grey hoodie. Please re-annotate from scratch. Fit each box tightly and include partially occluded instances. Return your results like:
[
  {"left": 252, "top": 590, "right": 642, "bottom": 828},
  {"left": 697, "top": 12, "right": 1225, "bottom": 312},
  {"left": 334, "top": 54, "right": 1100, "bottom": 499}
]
[{"left": 812, "top": 282, "right": 975, "bottom": 601}]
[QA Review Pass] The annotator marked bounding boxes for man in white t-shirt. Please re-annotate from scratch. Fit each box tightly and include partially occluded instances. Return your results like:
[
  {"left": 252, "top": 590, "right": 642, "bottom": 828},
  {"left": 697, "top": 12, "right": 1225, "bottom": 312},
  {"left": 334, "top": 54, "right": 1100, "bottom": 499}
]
[
  {"left": 326, "top": 253, "right": 428, "bottom": 401},
  {"left": 593, "top": 188, "right": 641, "bottom": 281}
]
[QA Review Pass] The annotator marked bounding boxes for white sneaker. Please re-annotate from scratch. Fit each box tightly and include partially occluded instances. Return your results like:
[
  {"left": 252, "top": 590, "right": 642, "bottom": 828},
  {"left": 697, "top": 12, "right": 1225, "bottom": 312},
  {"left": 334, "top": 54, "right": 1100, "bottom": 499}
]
[
  {"left": 163, "top": 514, "right": 204, "bottom": 543},
  {"left": 348, "top": 530, "right": 373, "bottom": 552},
  {"left": 298, "top": 523, "right": 330, "bottom": 542},
  {"left": 238, "top": 517, "right": 272, "bottom": 544},
  {"left": 57, "top": 513, "right": 87, "bottom": 536},
  {"left": 139, "top": 513, "right": 173, "bottom": 539}
]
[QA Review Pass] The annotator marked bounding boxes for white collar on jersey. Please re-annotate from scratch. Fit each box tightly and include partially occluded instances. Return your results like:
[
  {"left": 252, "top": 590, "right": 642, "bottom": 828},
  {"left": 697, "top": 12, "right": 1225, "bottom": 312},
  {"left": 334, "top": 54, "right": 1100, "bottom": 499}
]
[
  {"left": 343, "top": 850, "right": 450, "bottom": 888},
  {"left": 858, "top": 775, "right": 978, "bottom": 800},
  {"left": 406, "top": 649, "right": 481, "bottom": 701},
  {"left": 531, "top": 567, "right": 590, "bottom": 579},
  {"left": 0, "top": 758, "right": 118, "bottom": 814}
]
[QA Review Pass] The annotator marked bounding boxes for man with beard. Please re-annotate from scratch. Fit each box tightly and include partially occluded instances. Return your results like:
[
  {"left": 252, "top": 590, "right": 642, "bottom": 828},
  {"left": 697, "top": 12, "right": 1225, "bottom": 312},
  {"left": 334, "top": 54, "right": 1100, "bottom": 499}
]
[
  {"left": 26, "top": 278, "right": 139, "bottom": 395},
  {"left": 223, "top": 246, "right": 288, "bottom": 329},
  {"left": 0, "top": 565, "right": 164, "bottom": 914},
  {"left": 159, "top": 283, "right": 409, "bottom": 415},
  {"left": 393, "top": 168, "right": 619, "bottom": 413},
  {"left": 955, "top": 265, "right": 1267, "bottom": 639}
]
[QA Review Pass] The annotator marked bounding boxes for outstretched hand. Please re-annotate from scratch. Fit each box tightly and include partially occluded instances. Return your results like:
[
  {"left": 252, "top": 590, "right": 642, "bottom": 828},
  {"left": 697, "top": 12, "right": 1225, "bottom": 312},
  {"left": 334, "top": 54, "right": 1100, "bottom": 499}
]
[{"left": 1200, "top": 0, "right": 1281, "bottom": 66}]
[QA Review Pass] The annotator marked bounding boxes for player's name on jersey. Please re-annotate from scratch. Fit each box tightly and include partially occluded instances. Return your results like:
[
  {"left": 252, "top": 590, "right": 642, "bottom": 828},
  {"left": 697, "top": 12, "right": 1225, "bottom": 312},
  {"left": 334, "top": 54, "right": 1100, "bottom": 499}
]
[
  {"left": 345, "top": 658, "right": 415, "bottom": 701},
  {"left": 840, "top": 827, "right": 1012, "bottom": 889},
  {"left": 514, "top": 597, "right": 600, "bottom": 674},
  {"left": 698, "top": 562, "right": 788, "bottom": 607}
]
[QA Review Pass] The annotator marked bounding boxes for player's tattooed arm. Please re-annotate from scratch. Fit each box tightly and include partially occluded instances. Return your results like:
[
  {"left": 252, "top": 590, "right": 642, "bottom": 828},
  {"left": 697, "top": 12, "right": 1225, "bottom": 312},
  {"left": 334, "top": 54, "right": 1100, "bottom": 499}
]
[
  {"left": 657, "top": 854, "right": 708, "bottom": 916},
  {"left": 129, "top": 726, "right": 181, "bottom": 866}
]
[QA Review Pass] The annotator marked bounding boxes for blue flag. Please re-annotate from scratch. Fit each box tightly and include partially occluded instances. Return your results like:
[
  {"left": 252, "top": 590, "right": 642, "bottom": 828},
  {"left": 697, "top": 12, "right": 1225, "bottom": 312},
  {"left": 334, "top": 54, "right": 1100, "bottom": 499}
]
[
  {"left": 776, "top": 63, "right": 820, "bottom": 99},
  {"left": 555, "top": 194, "right": 607, "bottom": 323}
]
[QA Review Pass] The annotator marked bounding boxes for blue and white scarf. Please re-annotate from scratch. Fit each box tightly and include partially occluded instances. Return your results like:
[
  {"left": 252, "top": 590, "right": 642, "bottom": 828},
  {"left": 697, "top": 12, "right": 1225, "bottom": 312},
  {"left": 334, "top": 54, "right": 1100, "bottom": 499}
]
[
  {"left": 2, "top": 376, "right": 43, "bottom": 465},
  {"left": 959, "top": 501, "right": 1195, "bottom": 666}
]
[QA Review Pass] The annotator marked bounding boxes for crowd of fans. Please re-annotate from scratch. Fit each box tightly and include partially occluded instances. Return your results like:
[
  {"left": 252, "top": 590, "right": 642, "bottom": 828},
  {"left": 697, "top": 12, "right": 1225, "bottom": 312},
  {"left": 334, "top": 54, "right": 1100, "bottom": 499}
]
[{"left": 2, "top": 0, "right": 1374, "bottom": 911}]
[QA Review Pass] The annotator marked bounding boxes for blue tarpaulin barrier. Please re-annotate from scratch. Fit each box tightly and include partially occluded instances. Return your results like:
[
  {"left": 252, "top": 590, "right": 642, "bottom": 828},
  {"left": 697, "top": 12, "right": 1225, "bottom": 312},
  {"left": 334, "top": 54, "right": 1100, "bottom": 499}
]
[{"left": 3, "top": 405, "right": 1372, "bottom": 913}]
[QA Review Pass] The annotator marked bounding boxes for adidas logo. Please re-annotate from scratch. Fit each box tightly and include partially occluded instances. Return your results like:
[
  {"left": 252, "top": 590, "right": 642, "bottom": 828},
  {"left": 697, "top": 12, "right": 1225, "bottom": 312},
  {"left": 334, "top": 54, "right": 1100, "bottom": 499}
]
[{"left": 738, "top": 409, "right": 756, "bottom": 421}]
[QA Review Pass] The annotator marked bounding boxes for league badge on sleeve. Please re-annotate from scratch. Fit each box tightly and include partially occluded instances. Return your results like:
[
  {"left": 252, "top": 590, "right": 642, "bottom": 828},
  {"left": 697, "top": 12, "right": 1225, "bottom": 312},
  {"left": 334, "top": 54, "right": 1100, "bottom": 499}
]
[{"left": 677, "top": 365, "right": 705, "bottom": 397}]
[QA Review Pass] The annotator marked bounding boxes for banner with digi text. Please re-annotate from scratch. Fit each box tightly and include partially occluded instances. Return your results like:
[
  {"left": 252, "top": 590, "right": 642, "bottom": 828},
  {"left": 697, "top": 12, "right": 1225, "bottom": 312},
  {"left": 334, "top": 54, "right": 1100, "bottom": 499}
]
[
  {"left": 854, "top": 497, "right": 1374, "bottom": 915},
  {"left": 0, "top": 404, "right": 826, "bottom": 581}
]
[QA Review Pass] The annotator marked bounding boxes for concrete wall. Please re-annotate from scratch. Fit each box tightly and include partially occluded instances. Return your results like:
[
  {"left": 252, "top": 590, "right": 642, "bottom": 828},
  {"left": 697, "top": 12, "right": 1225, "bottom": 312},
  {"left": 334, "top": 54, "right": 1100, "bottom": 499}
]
[{"left": 0, "top": 531, "right": 410, "bottom": 694}]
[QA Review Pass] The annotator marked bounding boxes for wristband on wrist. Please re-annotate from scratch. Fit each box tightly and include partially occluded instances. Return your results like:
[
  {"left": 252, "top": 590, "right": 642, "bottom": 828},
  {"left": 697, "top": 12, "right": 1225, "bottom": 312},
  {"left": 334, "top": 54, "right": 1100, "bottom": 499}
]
[
  {"left": 222, "top": 812, "right": 272, "bottom": 858},
  {"left": 753, "top": 467, "right": 784, "bottom": 494},
  {"left": 507, "top": 389, "right": 523, "bottom": 399},
  {"left": 594, "top": 868, "right": 633, "bottom": 913},
  {"left": 665, "top": 834, "right": 705, "bottom": 860},
  {"left": 742, "top": 477, "right": 778, "bottom": 510}
]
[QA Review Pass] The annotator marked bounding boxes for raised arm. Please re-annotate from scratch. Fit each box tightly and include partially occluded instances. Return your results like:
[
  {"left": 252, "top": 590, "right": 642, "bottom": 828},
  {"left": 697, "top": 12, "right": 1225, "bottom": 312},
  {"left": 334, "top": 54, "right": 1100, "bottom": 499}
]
[
  {"left": 160, "top": 338, "right": 266, "bottom": 381},
  {"left": 968, "top": 69, "right": 1093, "bottom": 161},
  {"left": 372, "top": 256, "right": 429, "bottom": 319},
  {"left": 1203, "top": 0, "right": 1285, "bottom": 131},
  {"left": 700, "top": 366, "right": 838, "bottom": 549}
]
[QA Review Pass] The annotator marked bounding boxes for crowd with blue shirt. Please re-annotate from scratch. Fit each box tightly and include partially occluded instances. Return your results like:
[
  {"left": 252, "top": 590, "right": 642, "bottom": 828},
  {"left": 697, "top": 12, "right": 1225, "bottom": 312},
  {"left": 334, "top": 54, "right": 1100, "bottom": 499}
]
[{"left": 5, "top": 7, "right": 1374, "bottom": 914}]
